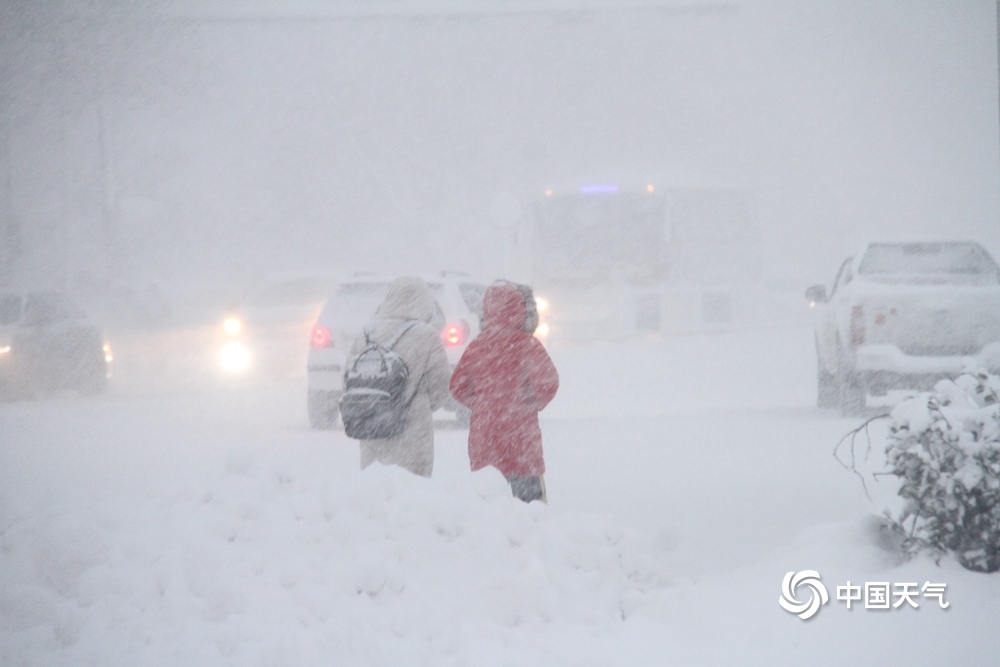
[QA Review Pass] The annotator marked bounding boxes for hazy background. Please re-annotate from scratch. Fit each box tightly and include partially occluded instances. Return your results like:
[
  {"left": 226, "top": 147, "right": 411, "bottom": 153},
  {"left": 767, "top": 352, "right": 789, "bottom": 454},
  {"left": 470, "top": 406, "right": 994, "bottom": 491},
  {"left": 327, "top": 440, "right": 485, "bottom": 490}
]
[{"left": 2, "top": 0, "right": 998, "bottom": 304}]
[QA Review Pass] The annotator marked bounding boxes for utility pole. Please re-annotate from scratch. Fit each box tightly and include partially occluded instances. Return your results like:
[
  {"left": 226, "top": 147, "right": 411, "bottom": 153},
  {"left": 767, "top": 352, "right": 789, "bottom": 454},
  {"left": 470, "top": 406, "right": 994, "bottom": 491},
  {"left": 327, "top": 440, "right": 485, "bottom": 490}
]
[
  {"left": 0, "top": 95, "right": 22, "bottom": 287},
  {"left": 93, "top": 16, "right": 118, "bottom": 291}
]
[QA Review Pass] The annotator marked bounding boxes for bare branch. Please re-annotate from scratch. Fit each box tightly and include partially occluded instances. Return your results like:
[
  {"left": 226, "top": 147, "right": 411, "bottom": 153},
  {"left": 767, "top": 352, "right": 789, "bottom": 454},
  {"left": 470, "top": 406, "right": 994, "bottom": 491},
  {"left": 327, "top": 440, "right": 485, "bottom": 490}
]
[{"left": 833, "top": 412, "right": 891, "bottom": 501}]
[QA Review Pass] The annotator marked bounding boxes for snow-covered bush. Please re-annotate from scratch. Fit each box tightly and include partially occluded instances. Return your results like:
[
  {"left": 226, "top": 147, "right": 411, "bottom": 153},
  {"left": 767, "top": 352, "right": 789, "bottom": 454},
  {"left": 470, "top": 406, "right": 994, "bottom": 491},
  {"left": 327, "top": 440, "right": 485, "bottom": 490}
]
[{"left": 883, "top": 370, "right": 1000, "bottom": 572}]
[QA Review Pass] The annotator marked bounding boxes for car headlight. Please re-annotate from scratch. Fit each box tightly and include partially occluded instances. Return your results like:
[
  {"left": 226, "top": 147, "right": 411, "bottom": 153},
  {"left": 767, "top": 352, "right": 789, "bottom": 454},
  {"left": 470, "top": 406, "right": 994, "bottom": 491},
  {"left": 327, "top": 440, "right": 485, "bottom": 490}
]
[
  {"left": 533, "top": 296, "right": 550, "bottom": 339},
  {"left": 219, "top": 342, "right": 251, "bottom": 373},
  {"left": 223, "top": 317, "right": 243, "bottom": 336}
]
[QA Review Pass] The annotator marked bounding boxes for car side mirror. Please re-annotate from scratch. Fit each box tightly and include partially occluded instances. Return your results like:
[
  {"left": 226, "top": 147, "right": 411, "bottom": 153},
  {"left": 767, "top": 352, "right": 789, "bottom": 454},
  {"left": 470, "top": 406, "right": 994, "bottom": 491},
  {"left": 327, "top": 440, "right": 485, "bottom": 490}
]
[{"left": 805, "top": 285, "right": 827, "bottom": 303}]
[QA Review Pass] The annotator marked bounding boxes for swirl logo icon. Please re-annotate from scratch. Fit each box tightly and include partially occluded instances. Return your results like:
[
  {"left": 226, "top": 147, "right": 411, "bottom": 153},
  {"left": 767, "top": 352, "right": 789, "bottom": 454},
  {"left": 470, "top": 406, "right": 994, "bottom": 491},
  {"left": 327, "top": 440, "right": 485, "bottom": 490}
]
[{"left": 779, "top": 570, "right": 829, "bottom": 620}]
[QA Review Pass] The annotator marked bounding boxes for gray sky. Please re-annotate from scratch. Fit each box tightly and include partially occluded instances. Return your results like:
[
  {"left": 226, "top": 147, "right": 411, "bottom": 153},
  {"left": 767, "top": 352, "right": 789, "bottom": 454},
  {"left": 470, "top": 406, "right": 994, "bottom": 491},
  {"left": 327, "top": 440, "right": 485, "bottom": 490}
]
[{"left": 1, "top": 0, "right": 997, "bottom": 297}]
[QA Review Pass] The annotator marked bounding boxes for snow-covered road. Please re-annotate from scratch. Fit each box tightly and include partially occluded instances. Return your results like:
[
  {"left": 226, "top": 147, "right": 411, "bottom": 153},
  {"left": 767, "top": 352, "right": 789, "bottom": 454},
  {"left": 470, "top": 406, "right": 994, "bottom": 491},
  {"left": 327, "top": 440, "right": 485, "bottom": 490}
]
[{"left": 2, "top": 326, "right": 998, "bottom": 665}]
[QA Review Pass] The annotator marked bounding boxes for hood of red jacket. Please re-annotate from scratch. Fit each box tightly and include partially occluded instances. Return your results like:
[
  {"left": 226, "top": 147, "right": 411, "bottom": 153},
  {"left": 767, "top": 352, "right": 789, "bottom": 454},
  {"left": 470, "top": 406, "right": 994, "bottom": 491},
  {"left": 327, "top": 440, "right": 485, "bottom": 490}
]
[{"left": 482, "top": 283, "right": 526, "bottom": 333}]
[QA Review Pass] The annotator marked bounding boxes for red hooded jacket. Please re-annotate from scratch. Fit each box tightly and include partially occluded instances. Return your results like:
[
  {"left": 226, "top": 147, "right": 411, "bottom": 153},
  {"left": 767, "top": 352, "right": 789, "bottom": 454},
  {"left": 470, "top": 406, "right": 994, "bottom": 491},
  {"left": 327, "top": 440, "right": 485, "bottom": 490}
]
[{"left": 450, "top": 283, "right": 559, "bottom": 477}]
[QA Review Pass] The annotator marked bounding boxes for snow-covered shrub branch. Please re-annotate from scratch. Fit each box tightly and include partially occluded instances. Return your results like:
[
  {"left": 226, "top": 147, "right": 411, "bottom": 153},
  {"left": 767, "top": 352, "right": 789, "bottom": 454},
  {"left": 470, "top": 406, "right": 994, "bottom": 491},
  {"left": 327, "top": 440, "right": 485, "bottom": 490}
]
[{"left": 879, "top": 370, "right": 1000, "bottom": 572}]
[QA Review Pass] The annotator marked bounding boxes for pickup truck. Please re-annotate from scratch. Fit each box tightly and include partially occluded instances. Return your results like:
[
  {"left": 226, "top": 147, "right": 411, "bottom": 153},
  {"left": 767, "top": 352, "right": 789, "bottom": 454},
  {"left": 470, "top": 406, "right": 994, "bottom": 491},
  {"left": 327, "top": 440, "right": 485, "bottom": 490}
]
[{"left": 805, "top": 241, "right": 1000, "bottom": 413}]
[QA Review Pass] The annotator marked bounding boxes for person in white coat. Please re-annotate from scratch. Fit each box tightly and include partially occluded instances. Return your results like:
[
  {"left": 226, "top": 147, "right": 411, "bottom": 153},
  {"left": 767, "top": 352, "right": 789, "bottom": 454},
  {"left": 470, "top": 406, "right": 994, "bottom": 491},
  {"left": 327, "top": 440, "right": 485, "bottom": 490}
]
[{"left": 349, "top": 276, "right": 451, "bottom": 477}]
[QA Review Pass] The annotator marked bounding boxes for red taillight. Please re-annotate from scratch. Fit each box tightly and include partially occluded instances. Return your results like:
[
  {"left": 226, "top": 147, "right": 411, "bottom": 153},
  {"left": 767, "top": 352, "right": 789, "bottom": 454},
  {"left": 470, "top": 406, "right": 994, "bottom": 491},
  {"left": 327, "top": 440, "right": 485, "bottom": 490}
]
[
  {"left": 442, "top": 321, "right": 467, "bottom": 347},
  {"left": 850, "top": 305, "right": 865, "bottom": 345},
  {"left": 311, "top": 325, "right": 332, "bottom": 348}
]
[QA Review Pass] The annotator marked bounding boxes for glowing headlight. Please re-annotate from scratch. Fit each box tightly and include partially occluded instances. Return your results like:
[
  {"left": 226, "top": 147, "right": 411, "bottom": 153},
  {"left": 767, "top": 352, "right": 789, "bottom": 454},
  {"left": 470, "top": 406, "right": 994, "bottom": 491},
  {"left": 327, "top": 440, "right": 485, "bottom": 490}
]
[
  {"left": 0, "top": 344, "right": 10, "bottom": 354},
  {"left": 536, "top": 322, "right": 550, "bottom": 338},
  {"left": 223, "top": 317, "right": 243, "bottom": 336},
  {"left": 535, "top": 297, "right": 548, "bottom": 313},
  {"left": 103, "top": 342, "right": 114, "bottom": 364},
  {"left": 220, "top": 342, "right": 251, "bottom": 373}
]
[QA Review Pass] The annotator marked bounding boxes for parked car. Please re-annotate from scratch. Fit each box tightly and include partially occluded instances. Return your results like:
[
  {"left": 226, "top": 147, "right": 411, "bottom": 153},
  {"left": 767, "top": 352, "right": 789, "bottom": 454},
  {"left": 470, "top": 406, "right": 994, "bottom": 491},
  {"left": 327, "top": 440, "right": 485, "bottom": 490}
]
[
  {"left": 306, "top": 272, "right": 487, "bottom": 429},
  {"left": 0, "top": 290, "right": 112, "bottom": 399},
  {"left": 806, "top": 241, "right": 1000, "bottom": 413},
  {"left": 217, "top": 271, "right": 340, "bottom": 379}
]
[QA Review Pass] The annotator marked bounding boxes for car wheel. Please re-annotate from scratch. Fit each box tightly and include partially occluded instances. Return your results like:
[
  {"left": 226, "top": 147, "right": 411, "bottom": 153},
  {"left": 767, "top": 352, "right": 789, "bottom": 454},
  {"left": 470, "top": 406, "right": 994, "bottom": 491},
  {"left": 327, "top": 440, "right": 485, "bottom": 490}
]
[
  {"left": 831, "top": 339, "right": 866, "bottom": 416},
  {"left": 77, "top": 357, "right": 109, "bottom": 397},
  {"left": 308, "top": 390, "right": 341, "bottom": 430},
  {"left": 0, "top": 379, "right": 32, "bottom": 402},
  {"left": 78, "top": 371, "right": 108, "bottom": 396},
  {"left": 817, "top": 369, "right": 839, "bottom": 408},
  {"left": 815, "top": 337, "right": 839, "bottom": 409},
  {"left": 455, "top": 404, "right": 471, "bottom": 428},
  {"left": 76, "top": 359, "right": 108, "bottom": 396},
  {"left": 838, "top": 373, "right": 867, "bottom": 416},
  {"left": 1, "top": 365, "right": 37, "bottom": 401}
]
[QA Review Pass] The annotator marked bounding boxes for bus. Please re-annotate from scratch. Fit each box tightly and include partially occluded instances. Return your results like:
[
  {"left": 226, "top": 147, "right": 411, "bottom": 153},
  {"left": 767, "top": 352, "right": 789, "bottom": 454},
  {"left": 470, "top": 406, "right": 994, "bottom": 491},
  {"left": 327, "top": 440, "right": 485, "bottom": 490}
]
[{"left": 523, "top": 175, "right": 763, "bottom": 341}]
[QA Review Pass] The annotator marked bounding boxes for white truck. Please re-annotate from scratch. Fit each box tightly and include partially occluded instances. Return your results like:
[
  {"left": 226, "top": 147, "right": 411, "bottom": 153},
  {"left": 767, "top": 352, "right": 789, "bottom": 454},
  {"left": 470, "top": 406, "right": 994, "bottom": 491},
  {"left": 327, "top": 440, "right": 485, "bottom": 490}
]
[{"left": 806, "top": 241, "right": 1000, "bottom": 413}]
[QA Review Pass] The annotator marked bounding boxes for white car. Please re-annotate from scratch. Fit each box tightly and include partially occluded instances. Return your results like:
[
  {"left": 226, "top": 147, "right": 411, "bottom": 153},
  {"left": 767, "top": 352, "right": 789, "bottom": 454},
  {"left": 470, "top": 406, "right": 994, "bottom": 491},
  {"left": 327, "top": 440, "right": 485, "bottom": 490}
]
[
  {"left": 218, "top": 271, "right": 340, "bottom": 379},
  {"left": 306, "top": 272, "right": 487, "bottom": 429},
  {"left": 806, "top": 241, "right": 1000, "bottom": 413}
]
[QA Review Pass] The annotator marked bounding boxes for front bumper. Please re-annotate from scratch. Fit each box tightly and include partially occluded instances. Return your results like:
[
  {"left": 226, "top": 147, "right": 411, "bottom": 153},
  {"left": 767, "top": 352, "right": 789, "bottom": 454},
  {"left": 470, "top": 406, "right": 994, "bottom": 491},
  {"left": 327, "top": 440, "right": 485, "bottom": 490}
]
[{"left": 306, "top": 363, "right": 344, "bottom": 391}]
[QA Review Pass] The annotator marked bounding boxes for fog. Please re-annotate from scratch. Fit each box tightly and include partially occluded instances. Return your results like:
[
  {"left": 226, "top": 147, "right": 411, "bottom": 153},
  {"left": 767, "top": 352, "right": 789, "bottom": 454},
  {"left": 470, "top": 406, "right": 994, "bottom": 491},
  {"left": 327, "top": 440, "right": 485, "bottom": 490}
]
[
  {"left": 2, "top": 0, "right": 997, "bottom": 299},
  {"left": 3, "top": 2, "right": 1000, "bottom": 664}
]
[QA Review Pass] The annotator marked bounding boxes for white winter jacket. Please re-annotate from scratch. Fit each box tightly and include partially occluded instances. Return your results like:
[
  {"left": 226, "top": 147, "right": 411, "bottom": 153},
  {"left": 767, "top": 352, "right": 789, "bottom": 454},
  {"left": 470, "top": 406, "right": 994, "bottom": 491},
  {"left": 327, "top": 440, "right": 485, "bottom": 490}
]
[{"left": 350, "top": 276, "right": 451, "bottom": 477}]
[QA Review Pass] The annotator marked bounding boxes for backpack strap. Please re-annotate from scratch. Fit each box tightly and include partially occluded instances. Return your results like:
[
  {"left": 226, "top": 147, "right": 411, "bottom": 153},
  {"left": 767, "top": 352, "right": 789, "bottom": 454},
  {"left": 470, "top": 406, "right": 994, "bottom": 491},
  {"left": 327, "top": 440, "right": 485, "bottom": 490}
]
[
  {"left": 385, "top": 319, "right": 420, "bottom": 350},
  {"left": 388, "top": 319, "right": 422, "bottom": 411}
]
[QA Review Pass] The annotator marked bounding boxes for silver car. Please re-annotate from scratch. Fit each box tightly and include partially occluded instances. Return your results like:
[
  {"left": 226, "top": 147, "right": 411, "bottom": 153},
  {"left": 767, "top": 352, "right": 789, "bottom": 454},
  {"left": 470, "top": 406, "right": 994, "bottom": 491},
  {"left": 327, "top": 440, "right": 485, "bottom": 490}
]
[{"left": 0, "top": 290, "right": 112, "bottom": 399}]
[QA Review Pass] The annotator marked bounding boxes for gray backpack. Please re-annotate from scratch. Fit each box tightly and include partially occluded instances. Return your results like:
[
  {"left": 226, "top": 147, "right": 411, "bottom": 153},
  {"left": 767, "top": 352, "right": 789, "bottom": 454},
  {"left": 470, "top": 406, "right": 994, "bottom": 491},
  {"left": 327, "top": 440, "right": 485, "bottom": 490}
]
[{"left": 340, "top": 320, "right": 419, "bottom": 440}]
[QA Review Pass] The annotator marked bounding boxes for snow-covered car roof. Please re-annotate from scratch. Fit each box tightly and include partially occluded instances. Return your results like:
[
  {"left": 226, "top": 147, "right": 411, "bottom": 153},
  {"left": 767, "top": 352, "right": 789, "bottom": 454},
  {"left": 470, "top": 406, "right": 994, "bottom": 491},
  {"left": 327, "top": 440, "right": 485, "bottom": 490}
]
[
  {"left": 245, "top": 272, "right": 341, "bottom": 306},
  {"left": 318, "top": 272, "right": 486, "bottom": 328}
]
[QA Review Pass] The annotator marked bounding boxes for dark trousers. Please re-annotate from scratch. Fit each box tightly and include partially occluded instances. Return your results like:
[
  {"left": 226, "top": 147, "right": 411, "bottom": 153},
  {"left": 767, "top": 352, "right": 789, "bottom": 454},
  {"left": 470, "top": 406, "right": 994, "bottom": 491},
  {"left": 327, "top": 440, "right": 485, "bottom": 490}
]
[{"left": 508, "top": 476, "right": 547, "bottom": 503}]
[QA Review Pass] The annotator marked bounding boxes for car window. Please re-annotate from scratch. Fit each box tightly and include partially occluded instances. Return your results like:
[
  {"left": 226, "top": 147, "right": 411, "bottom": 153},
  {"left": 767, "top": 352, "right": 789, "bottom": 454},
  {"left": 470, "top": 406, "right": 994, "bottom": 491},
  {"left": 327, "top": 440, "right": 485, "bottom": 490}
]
[
  {"left": 326, "top": 280, "right": 460, "bottom": 331},
  {"left": 23, "top": 293, "right": 80, "bottom": 326},
  {"left": 858, "top": 243, "right": 1000, "bottom": 279},
  {"left": 0, "top": 294, "right": 22, "bottom": 325},
  {"left": 457, "top": 282, "right": 486, "bottom": 317},
  {"left": 829, "top": 258, "right": 853, "bottom": 297},
  {"left": 329, "top": 282, "right": 391, "bottom": 327}
]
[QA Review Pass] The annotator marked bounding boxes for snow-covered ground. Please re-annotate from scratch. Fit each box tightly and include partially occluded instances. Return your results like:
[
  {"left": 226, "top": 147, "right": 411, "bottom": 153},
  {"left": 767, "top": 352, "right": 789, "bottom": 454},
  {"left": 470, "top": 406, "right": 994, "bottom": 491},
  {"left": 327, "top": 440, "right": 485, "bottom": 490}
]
[{"left": 2, "top": 326, "right": 998, "bottom": 665}]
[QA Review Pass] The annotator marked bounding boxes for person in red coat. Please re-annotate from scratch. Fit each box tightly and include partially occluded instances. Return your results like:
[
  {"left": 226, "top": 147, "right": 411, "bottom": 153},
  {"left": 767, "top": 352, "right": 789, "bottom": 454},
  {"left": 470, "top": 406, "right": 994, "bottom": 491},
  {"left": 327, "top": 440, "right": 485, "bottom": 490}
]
[{"left": 449, "top": 281, "right": 559, "bottom": 502}]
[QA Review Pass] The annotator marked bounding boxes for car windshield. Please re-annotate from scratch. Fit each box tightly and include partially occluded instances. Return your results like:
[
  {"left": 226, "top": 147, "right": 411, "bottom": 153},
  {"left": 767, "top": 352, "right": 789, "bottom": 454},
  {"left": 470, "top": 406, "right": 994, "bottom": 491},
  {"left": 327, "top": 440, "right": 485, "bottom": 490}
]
[
  {"left": 23, "top": 293, "right": 80, "bottom": 326},
  {"left": 0, "top": 294, "right": 22, "bottom": 326},
  {"left": 858, "top": 243, "right": 1000, "bottom": 281},
  {"left": 331, "top": 280, "right": 449, "bottom": 327},
  {"left": 331, "top": 282, "right": 391, "bottom": 328},
  {"left": 457, "top": 282, "right": 486, "bottom": 318},
  {"left": 251, "top": 279, "right": 336, "bottom": 307}
]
